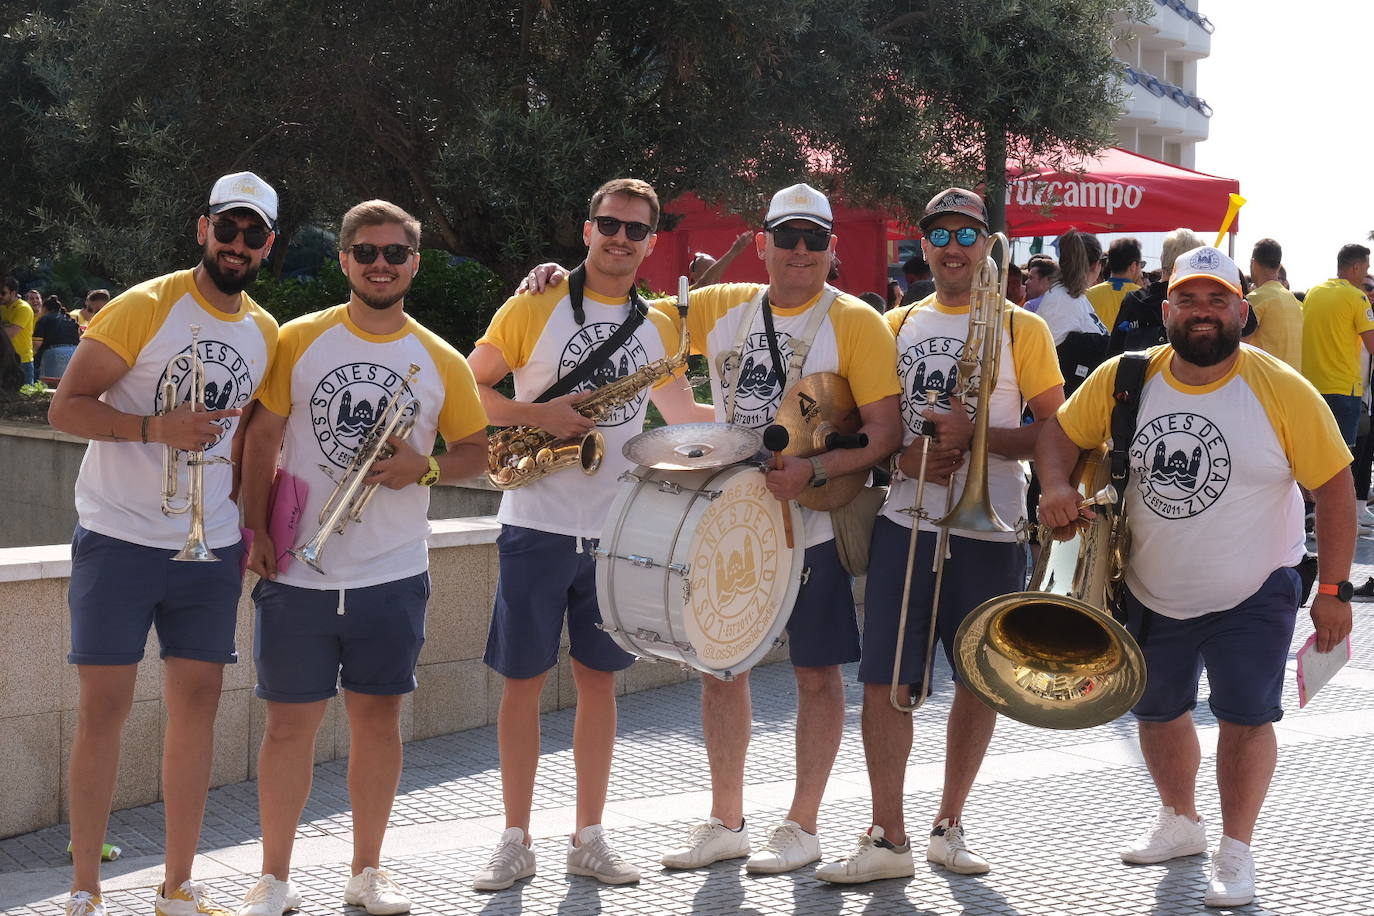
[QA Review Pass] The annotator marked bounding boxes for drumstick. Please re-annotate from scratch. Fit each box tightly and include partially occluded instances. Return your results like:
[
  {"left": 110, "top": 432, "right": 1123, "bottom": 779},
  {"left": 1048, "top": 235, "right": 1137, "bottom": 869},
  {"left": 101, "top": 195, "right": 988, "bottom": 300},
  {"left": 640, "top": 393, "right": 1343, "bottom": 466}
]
[{"left": 762, "top": 425, "right": 795, "bottom": 549}]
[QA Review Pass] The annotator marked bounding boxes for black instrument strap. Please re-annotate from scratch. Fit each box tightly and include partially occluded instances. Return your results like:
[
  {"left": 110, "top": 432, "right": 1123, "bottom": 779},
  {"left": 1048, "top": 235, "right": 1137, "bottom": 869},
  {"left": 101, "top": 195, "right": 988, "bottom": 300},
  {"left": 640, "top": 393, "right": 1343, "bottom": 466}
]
[
  {"left": 535, "top": 263, "right": 648, "bottom": 404},
  {"left": 758, "top": 293, "right": 789, "bottom": 399},
  {"left": 1109, "top": 351, "right": 1149, "bottom": 488}
]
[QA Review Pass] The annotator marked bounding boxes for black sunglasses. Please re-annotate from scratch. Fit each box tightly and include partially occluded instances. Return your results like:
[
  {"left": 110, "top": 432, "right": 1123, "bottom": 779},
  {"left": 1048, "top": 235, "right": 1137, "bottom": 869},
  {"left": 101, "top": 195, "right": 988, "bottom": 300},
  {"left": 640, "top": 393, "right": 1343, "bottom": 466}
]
[
  {"left": 769, "top": 226, "right": 832, "bottom": 252},
  {"left": 208, "top": 218, "right": 270, "bottom": 250},
  {"left": 348, "top": 243, "right": 416, "bottom": 265},
  {"left": 591, "top": 216, "right": 655, "bottom": 242},
  {"left": 926, "top": 227, "right": 983, "bottom": 248}
]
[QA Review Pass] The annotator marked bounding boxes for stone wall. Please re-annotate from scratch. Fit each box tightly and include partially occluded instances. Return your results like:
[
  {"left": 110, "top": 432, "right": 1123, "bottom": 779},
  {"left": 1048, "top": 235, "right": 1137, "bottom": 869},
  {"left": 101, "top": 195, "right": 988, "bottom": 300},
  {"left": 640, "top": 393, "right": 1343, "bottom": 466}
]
[{"left": 0, "top": 517, "right": 766, "bottom": 839}]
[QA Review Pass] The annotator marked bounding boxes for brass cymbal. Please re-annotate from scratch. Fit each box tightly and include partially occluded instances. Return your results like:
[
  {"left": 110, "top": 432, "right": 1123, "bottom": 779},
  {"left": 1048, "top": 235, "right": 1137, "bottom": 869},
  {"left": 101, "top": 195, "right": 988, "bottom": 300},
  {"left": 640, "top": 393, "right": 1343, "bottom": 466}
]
[
  {"left": 623, "top": 422, "right": 762, "bottom": 470},
  {"left": 772, "top": 372, "right": 867, "bottom": 511}
]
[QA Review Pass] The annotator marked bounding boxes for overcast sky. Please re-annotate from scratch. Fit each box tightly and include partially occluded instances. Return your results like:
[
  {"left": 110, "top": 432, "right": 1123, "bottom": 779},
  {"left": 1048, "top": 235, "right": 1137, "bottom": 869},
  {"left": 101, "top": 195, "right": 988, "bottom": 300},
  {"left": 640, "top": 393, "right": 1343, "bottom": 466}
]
[{"left": 1192, "top": 1, "right": 1371, "bottom": 291}]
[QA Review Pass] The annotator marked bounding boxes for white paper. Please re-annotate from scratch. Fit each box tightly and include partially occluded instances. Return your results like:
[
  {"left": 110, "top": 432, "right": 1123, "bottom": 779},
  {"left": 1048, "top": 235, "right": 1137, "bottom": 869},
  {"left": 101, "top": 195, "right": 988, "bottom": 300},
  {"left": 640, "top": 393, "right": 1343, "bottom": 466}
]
[{"left": 1296, "top": 634, "right": 1352, "bottom": 708}]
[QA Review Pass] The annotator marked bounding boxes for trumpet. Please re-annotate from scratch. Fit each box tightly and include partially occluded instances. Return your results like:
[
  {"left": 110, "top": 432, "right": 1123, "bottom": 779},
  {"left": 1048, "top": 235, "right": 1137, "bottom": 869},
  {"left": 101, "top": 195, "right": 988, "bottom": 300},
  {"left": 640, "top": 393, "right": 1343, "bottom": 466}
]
[
  {"left": 891, "top": 233, "right": 1015, "bottom": 712},
  {"left": 161, "top": 324, "right": 232, "bottom": 562},
  {"left": 291, "top": 364, "right": 421, "bottom": 574}
]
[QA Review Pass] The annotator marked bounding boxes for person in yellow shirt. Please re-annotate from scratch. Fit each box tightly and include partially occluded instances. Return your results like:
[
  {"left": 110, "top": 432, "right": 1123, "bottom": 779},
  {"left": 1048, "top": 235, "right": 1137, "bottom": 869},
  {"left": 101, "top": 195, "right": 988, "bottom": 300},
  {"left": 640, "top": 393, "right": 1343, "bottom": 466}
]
[
  {"left": 1086, "top": 236, "right": 1143, "bottom": 333},
  {"left": 1, "top": 276, "right": 37, "bottom": 384},
  {"left": 1039, "top": 246, "right": 1354, "bottom": 908},
  {"left": 1300, "top": 243, "right": 1374, "bottom": 446},
  {"left": 1246, "top": 238, "right": 1303, "bottom": 372}
]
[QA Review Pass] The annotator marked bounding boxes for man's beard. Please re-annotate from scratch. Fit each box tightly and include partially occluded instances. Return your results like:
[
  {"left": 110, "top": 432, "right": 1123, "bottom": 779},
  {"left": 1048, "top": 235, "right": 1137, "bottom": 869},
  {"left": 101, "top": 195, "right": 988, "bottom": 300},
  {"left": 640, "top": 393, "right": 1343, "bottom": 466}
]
[
  {"left": 201, "top": 251, "right": 261, "bottom": 295},
  {"left": 350, "top": 274, "right": 409, "bottom": 310},
  {"left": 1167, "top": 318, "right": 1240, "bottom": 367}
]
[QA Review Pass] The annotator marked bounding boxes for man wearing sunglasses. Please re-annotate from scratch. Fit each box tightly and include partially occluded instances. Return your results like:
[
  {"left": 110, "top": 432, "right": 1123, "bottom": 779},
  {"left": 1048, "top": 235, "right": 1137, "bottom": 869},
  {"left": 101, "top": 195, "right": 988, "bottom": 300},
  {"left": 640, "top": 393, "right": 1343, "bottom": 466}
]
[
  {"left": 519, "top": 181, "right": 901, "bottom": 878},
  {"left": 48, "top": 172, "right": 281, "bottom": 916},
  {"left": 818, "top": 188, "right": 1064, "bottom": 885},
  {"left": 467, "top": 178, "right": 710, "bottom": 892},
  {"left": 236, "top": 199, "right": 490, "bottom": 916}
]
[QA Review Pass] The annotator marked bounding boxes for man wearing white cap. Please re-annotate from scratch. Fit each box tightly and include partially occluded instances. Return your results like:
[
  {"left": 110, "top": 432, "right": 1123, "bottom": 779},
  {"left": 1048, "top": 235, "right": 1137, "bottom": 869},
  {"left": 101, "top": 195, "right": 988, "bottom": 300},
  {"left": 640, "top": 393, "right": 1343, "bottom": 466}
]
[
  {"left": 519, "top": 182, "right": 901, "bottom": 876},
  {"left": 1037, "top": 246, "right": 1355, "bottom": 908},
  {"left": 49, "top": 172, "right": 280, "bottom": 916}
]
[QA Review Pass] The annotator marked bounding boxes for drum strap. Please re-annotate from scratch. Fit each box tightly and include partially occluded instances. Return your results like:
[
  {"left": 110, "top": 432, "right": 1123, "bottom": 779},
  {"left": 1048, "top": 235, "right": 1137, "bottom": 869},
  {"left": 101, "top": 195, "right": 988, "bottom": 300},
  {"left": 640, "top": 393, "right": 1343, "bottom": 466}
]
[
  {"left": 721, "top": 285, "right": 838, "bottom": 424},
  {"left": 535, "top": 263, "right": 648, "bottom": 404}
]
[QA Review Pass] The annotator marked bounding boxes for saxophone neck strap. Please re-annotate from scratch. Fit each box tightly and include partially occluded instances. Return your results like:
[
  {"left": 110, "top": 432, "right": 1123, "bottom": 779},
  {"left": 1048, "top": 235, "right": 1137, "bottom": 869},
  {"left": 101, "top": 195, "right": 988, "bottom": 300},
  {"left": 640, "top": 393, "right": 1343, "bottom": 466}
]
[{"left": 534, "top": 263, "right": 647, "bottom": 404}]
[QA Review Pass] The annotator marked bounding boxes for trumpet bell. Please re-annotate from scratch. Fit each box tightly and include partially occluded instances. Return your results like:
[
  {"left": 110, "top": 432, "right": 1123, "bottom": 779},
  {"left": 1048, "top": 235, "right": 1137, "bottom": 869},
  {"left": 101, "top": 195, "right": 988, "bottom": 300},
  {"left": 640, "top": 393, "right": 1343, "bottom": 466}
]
[
  {"left": 954, "top": 591, "right": 1145, "bottom": 730},
  {"left": 172, "top": 540, "right": 219, "bottom": 563}
]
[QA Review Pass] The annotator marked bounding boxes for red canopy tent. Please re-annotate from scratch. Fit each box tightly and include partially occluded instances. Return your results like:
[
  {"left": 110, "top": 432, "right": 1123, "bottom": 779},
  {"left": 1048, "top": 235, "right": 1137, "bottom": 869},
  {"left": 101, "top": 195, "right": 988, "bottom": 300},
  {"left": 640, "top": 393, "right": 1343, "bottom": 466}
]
[{"left": 637, "top": 148, "right": 1241, "bottom": 296}]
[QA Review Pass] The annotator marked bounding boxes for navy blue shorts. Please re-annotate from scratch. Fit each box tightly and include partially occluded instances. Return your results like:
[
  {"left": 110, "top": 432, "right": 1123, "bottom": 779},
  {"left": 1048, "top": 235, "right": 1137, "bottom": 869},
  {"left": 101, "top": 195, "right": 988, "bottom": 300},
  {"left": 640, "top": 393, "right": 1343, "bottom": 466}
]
[
  {"left": 1124, "top": 567, "right": 1300, "bottom": 726},
  {"left": 68, "top": 525, "right": 245, "bottom": 666},
  {"left": 785, "top": 539, "right": 861, "bottom": 668},
  {"left": 252, "top": 573, "right": 430, "bottom": 703},
  {"left": 485, "top": 526, "right": 635, "bottom": 679},
  {"left": 1322, "top": 393, "right": 1362, "bottom": 447},
  {"left": 859, "top": 517, "right": 1026, "bottom": 687}
]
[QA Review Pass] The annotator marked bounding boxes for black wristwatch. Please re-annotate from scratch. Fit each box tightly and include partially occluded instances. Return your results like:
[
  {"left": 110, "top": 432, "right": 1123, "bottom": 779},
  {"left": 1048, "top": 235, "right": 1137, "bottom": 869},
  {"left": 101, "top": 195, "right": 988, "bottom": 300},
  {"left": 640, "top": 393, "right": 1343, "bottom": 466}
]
[{"left": 1317, "top": 580, "right": 1353, "bottom": 602}]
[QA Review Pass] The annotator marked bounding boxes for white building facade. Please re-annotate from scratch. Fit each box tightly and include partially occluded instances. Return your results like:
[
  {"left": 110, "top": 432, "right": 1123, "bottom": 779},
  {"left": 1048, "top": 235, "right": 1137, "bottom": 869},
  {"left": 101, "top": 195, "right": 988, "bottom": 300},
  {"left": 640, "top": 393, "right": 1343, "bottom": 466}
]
[{"left": 1113, "top": 0, "right": 1213, "bottom": 168}]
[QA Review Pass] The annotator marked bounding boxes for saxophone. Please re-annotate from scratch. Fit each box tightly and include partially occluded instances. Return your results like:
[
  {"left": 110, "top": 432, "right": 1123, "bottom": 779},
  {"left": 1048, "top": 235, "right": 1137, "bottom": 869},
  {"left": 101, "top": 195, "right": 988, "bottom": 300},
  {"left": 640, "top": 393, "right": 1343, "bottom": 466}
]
[{"left": 487, "top": 278, "right": 690, "bottom": 490}]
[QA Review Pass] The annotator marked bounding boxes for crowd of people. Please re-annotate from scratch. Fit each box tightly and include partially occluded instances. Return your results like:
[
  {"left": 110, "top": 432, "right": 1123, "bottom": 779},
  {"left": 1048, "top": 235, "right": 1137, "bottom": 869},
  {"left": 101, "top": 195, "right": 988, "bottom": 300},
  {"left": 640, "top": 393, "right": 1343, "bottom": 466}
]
[
  {"left": 33, "top": 170, "right": 1358, "bottom": 916},
  {"left": 0, "top": 283, "right": 111, "bottom": 387}
]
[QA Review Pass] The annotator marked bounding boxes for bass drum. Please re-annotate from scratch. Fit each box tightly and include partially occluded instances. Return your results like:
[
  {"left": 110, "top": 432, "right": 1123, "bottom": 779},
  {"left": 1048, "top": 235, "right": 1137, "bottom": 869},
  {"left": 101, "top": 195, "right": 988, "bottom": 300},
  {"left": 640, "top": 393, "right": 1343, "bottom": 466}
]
[{"left": 595, "top": 464, "right": 804, "bottom": 680}]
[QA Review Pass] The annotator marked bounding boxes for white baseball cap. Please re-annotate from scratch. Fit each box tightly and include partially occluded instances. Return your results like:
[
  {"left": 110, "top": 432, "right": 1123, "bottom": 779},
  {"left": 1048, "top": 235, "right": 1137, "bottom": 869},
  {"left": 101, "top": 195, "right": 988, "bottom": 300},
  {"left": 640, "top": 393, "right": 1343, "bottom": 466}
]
[
  {"left": 1167, "top": 246, "right": 1243, "bottom": 296},
  {"left": 208, "top": 171, "right": 278, "bottom": 227},
  {"left": 764, "top": 183, "right": 833, "bottom": 231}
]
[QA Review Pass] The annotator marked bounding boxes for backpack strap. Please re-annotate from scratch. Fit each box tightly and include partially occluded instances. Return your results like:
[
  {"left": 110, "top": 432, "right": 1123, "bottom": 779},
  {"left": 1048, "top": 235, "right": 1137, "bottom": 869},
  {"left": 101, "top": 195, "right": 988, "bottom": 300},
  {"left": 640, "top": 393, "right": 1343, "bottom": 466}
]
[{"left": 1109, "top": 351, "right": 1150, "bottom": 489}]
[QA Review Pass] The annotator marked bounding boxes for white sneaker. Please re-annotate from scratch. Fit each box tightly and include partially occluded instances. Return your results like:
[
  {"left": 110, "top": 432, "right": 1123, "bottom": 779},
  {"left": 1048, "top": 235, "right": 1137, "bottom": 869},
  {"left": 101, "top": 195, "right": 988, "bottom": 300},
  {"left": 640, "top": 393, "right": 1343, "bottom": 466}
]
[
  {"left": 1204, "top": 839, "right": 1255, "bottom": 907},
  {"left": 64, "top": 892, "right": 106, "bottom": 916},
  {"left": 1119, "top": 806, "right": 1207, "bottom": 864},
  {"left": 926, "top": 818, "right": 989, "bottom": 875},
  {"left": 236, "top": 875, "right": 300, "bottom": 916},
  {"left": 815, "top": 826, "right": 914, "bottom": 884},
  {"left": 565, "top": 825, "right": 640, "bottom": 884},
  {"left": 659, "top": 817, "right": 751, "bottom": 869},
  {"left": 342, "top": 867, "right": 410, "bottom": 915},
  {"left": 745, "top": 820, "right": 821, "bottom": 874},
  {"left": 156, "top": 881, "right": 234, "bottom": 915},
  {"left": 472, "top": 827, "right": 536, "bottom": 891}
]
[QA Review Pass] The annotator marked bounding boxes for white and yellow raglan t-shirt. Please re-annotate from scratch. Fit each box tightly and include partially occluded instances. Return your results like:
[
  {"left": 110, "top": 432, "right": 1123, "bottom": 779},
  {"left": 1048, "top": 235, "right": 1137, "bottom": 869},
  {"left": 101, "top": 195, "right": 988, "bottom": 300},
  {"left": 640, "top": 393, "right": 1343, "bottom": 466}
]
[
  {"left": 260, "top": 305, "right": 487, "bottom": 589},
  {"left": 478, "top": 285, "right": 682, "bottom": 539},
  {"left": 1057, "top": 344, "right": 1351, "bottom": 619},
  {"left": 75, "top": 269, "right": 277, "bottom": 549},
  {"left": 881, "top": 296, "right": 1063, "bottom": 541},
  {"left": 682, "top": 283, "right": 901, "bottom": 548}
]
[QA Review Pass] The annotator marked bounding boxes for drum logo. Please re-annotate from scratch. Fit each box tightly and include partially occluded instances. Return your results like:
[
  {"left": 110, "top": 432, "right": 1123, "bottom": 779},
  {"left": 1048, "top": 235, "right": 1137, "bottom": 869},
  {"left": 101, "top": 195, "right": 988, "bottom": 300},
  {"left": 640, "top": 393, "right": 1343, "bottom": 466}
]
[
  {"left": 155, "top": 338, "right": 253, "bottom": 448},
  {"left": 558, "top": 323, "right": 650, "bottom": 427},
  {"left": 310, "top": 362, "right": 420, "bottom": 469},
  {"left": 688, "top": 475, "right": 788, "bottom": 666},
  {"left": 897, "top": 336, "right": 974, "bottom": 435},
  {"left": 1129, "top": 411, "right": 1231, "bottom": 518},
  {"left": 725, "top": 332, "right": 793, "bottom": 427}
]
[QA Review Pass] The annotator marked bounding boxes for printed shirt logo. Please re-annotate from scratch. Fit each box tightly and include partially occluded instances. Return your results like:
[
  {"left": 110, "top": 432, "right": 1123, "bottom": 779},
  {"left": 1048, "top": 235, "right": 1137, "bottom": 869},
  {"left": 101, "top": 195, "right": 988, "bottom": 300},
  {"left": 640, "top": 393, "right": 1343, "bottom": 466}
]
[
  {"left": 557, "top": 321, "right": 650, "bottom": 428},
  {"left": 155, "top": 338, "right": 253, "bottom": 447},
  {"left": 309, "top": 362, "right": 419, "bottom": 469},
  {"left": 724, "top": 331, "right": 793, "bottom": 428},
  {"left": 1129, "top": 411, "right": 1232, "bottom": 519},
  {"left": 897, "top": 336, "right": 974, "bottom": 435}
]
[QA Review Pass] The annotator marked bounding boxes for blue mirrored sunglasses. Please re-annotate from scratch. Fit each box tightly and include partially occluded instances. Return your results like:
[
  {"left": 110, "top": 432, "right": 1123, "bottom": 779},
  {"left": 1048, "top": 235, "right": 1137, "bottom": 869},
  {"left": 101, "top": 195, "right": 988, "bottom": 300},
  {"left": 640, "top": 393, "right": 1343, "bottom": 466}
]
[{"left": 927, "top": 226, "right": 983, "bottom": 248}]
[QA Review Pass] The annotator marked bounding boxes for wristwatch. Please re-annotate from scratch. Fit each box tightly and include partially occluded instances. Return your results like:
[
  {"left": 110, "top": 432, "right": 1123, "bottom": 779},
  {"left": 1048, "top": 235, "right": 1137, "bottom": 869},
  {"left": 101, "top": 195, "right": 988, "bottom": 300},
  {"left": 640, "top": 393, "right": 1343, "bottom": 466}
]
[
  {"left": 418, "top": 455, "right": 441, "bottom": 487},
  {"left": 807, "top": 456, "right": 828, "bottom": 488},
  {"left": 1317, "top": 580, "right": 1353, "bottom": 602}
]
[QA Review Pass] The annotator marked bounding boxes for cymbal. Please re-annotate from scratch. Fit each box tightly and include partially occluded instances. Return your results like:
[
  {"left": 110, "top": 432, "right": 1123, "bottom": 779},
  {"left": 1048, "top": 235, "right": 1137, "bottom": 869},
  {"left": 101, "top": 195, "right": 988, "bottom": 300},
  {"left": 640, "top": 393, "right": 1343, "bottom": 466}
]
[
  {"left": 772, "top": 372, "right": 868, "bottom": 511},
  {"left": 623, "top": 422, "right": 762, "bottom": 470}
]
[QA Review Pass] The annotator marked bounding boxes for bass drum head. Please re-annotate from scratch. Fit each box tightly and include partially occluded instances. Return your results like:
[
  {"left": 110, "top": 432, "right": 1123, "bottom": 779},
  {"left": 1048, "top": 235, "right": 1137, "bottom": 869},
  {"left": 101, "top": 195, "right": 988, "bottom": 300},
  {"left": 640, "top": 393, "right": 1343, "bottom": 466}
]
[{"left": 682, "top": 465, "right": 804, "bottom": 675}]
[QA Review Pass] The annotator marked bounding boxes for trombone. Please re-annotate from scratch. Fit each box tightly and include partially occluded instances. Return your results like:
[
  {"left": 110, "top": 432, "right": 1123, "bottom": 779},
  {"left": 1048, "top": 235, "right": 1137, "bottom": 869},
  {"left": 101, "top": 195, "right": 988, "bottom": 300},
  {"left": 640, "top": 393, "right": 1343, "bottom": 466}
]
[
  {"left": 161, "top": 324, "right": 231, "bottom": 562},
  {"left": 291, "top": 364, "right": 422, "bottom": 574},
  {"left": 891, "top": 233, "right": 1014, "bottom": 712}
]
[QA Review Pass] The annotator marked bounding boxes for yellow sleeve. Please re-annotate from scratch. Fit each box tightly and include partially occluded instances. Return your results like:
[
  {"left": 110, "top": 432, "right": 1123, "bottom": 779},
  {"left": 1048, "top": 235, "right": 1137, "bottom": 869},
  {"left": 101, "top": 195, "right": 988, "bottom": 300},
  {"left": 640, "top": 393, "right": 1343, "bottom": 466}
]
[
  {"left": 885, "top": 302, "right": 923, "bottom": 336},
  {"left": 258, "top": 318, "right": 304, "bottom": 417},
  {"left": 416, "top": 332, "right": 489, "bottom": 442},
  {"left": 644, "top": 305, "right": 687, "bottom": 387},
  {"left": 475, "top": 289, "right": 557, "bottom": 370},
  {"left": 1350, "top": 287, "right": 1374, "bottom": 335},
  {"left": 1008, "top": 307, "right": 1064, "bottom": 400},
  {"left": 831, "top": 295, "right": 900, "bottom": 407},
  {"left": 684, "top": 283, "right": 759, "bottom": 358},
  {"left": 1241, "top": 350, "right": 1354, "bottom": 490},
  {"left": 245, "top": 300, "right": 279, "bottom": 400},
  {"left": 82, "top": 277, "right": 176, "bottom": 367},
  {"left": 1055, "top": 355, "right": 1122, "bottom": 449}
]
